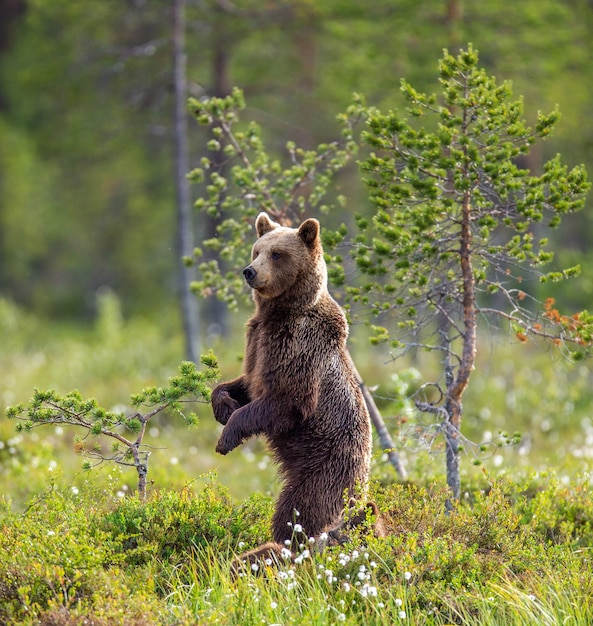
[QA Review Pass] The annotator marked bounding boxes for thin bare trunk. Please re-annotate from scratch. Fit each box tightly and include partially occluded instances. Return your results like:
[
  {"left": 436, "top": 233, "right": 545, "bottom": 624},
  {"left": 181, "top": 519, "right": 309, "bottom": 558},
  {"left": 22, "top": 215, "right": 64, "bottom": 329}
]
[
  {"left": 345, "top": 350, "right": 407, "bottom": 479},
  {"left": 130, "top": 445, "right": 149, "bottom": 502},
  {"left": 173, "top": 0, "right": 200, "bottom": 361},
  {"left": 446, "top": 188, "right": 477, "bottom": 501}
]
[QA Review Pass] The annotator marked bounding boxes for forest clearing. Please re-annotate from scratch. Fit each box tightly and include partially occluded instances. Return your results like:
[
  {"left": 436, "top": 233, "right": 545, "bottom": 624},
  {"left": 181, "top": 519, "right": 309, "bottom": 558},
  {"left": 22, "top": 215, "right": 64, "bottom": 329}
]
[{"left": 2, "top": 2, "right": 593, "bottom": 624}]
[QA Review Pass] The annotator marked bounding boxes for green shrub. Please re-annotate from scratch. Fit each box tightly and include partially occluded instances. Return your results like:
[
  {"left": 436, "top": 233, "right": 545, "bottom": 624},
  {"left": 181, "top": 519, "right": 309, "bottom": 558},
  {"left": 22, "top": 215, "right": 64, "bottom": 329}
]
[{"left": 102, "top": 480, "right": 273, "bottom": 566}]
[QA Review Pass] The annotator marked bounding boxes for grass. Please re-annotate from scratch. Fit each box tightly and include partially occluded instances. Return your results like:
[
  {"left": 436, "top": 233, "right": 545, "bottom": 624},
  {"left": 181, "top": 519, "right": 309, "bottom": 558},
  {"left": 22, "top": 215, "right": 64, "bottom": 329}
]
[
  {"left": 1, "top": 295, "right": 593, "bottom": 624},
  {"left": 1, "top": 473, "right": 593, "bottom": 624}
]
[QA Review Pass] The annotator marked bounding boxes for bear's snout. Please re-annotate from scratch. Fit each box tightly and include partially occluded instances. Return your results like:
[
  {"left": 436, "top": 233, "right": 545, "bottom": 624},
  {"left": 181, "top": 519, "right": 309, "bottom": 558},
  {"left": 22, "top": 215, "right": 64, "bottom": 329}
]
[{"left": 243, "top": 266, "right": 257, "bottom": 284}]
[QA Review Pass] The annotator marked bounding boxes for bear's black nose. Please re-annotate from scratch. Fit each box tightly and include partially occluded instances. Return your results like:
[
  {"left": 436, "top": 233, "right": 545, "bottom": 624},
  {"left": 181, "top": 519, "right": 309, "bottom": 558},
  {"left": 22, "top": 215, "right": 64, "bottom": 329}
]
[{"left": 243, "top": 266, "right": 256, "bottom": 283}]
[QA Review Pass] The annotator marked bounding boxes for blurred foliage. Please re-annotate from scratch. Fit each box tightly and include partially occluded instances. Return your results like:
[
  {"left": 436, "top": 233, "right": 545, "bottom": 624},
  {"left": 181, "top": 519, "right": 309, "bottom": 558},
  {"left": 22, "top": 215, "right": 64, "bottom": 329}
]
[{"left": 0, "top": 0, "right": 592, "bottom": 320}]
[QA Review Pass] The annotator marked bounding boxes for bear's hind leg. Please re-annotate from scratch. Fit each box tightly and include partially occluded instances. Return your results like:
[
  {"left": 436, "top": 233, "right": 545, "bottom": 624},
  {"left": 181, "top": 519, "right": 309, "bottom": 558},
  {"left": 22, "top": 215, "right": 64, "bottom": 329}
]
[
  {"left": 231, "top": 542, "right": 291, "bottom": 578},
  {"left": 271, "top": 482, "right": 343, "bottom": 548}
]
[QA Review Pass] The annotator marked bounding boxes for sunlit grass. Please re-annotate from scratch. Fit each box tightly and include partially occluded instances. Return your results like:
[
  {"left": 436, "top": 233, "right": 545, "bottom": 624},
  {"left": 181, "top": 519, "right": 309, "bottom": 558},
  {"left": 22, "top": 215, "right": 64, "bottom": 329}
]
[
  {"left": 164, "top": 542, "right": 413, "bottom": 625},
  {"left": 441, "top": 569, "right": 593, "bottom": 625},
  {"left": 1, "top": 461, "right": 593, "bottom": 623}
]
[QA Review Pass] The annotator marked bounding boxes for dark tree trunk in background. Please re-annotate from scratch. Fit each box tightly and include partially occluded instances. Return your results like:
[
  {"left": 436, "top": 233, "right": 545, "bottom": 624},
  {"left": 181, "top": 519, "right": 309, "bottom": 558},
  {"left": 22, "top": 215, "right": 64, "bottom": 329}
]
[
  {"left": 0, "top": 0, "right": 27, "bottom": 296},
  {"left": 0, "top": 0, "right": 26, "bottom": 57},
  {"left": 173, "top": 0, "right": 200, "bottom": 361},
  {"left": 446, "top": 0, "right": 463, "bottom": 48},
  {"left": 200, "top": 16, "right": 232, "bottom": 338}
]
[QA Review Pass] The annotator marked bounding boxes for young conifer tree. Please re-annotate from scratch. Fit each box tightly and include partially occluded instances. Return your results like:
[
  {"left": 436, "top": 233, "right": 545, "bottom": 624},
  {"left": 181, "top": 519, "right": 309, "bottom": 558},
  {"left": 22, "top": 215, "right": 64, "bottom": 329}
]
[
  {"left": 352, "top": 45, "right": 591, "bottom": 500},
  {"left": 7, "top": 357, "right": 218, "bottom": 501}
]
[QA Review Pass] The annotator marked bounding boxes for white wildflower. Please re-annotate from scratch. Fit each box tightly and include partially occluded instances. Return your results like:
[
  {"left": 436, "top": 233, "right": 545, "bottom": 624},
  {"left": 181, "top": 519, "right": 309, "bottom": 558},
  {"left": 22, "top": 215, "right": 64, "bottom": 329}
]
[{"left": 280, "top": 547, "right": 292, "bottom": 559}]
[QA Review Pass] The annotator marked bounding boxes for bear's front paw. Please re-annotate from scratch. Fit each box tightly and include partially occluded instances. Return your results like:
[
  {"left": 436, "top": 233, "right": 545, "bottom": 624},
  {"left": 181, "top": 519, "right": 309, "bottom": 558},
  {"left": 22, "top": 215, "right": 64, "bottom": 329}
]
[
  {"left": 215, "top": 429, "right": 240, "bottom": 455},
  {"left": 212, "top": 390, "right": 240, "bottom": 425}
]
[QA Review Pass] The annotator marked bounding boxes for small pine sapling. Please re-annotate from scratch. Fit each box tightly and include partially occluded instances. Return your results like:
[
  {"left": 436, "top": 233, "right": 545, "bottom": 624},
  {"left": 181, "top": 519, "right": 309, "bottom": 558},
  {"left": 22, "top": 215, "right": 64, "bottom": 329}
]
[{"left": 6, "top": 355, "right": 219, "bottom": 500}]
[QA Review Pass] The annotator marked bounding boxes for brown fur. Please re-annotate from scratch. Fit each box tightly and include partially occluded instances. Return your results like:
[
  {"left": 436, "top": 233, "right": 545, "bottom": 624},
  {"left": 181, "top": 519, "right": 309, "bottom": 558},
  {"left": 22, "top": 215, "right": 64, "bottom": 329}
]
[{"left": 212, "top": 213, "right": 372, "bottom": 549}]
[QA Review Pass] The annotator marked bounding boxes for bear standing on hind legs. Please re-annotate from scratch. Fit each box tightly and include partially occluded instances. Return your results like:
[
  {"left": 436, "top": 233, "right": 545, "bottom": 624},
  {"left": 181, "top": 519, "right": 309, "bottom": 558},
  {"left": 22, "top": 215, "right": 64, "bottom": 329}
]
[{"left": 212, "top": 212, "right": 372, "bottom": 552}]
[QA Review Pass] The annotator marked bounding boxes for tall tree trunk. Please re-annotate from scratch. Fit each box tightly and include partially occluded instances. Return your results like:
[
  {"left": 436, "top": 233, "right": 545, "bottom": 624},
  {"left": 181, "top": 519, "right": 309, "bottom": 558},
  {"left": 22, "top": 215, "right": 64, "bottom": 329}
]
[
  {"left": 173, "top": 0, "right": 200, "bottom": 361},
  {"left": 445, "top": 0, "right": 463, "bottom": 49}
]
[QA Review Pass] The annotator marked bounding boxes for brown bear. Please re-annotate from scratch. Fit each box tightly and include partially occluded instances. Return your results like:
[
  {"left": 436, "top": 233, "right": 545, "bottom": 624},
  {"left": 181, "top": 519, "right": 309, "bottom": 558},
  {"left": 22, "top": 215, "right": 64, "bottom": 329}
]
[{"left": 212, "top": 212, "right": 372, "bottom": 553}]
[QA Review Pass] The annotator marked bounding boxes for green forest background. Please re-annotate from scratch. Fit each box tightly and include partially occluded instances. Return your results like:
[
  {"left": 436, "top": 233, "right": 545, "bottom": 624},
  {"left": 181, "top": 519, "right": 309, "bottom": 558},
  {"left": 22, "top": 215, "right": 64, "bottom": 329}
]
[
  {"left": 1, "top": 0, "right": 592, "bottom": 323},
  {"left": 1, "top": 0, "right": 593, "bottom": 502}
]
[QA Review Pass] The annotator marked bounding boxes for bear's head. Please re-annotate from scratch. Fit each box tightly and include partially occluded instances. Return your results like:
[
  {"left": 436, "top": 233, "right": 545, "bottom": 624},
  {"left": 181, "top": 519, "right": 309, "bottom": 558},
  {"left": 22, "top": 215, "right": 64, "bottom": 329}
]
[{"left": 243, "top": 212, "right": 327, "bottom": 304}]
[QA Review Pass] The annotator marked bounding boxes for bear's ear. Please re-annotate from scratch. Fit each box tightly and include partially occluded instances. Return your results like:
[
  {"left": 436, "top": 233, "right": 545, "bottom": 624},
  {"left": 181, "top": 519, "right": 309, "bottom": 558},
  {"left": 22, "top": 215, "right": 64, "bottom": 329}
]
[
  {"left": 297, "top": 218, "right": 319, "bottom": 247},
  {"left": 255, "top": 212, "right": 279, "bottom": 237}
]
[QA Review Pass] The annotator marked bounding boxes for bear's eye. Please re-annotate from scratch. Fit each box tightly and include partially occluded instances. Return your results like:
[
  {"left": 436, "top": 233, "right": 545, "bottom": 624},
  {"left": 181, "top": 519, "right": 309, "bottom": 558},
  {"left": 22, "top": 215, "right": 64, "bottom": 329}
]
[
  {"left": 271, "top": 251, "right": 281, "bottom": 260},
  {"left": 253, "top": 251, "right": 259, "bottom": 260}
]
